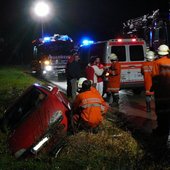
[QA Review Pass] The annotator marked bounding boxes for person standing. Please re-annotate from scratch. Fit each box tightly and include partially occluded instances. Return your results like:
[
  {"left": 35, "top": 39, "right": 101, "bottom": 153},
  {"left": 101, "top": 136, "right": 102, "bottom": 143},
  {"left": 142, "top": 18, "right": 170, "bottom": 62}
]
[
  {"left": 141, "top": 51, "right": 155, "bottom": 112},
  {"left": 95, "top": 57, "right": 104, "bottom": 96},
  {"left": 86, "top": 56, "right": 104, "bottom": 90},
  {"left": 85, "top": 56, "right": 95, "bottom": 86},
  {"left": 152, "top": 44, "right": 170, "bottom": 149},
  {"left": 106, "top": 53, "right": 121, "bottom": 106},
  {"left": 66, "top": 52, "right": 82, "bottom": 100},
  {"left": 66, "top": 55, "right": 75, "bottom": 98}
]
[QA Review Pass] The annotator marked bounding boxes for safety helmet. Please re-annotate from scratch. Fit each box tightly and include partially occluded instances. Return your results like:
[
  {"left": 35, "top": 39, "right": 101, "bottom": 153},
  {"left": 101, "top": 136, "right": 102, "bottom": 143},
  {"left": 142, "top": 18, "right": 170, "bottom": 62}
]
[
  {"left": 145, "top": 51, "right": 155, "bottom": 61},
  {"left": 109, "top": 53, "right": 118, "bottom": 61},
  {"left": 78, "top": 77, "right": 87, "bottom": 89},
  {"left": 158, "top": 44, "right": 169, "bottom": 55}
]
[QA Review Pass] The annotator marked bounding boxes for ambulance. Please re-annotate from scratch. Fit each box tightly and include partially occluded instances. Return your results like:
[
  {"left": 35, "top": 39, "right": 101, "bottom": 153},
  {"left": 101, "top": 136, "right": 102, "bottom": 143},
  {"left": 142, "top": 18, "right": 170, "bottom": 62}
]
[{"left": 79, "top": 38, "right": 147, "bottom": 93}]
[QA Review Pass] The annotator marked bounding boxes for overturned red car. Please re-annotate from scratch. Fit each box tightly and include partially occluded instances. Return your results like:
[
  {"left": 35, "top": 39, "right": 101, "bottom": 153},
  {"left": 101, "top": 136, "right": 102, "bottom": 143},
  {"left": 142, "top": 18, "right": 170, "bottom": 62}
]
[{"left": 0, "top": 83, "right": 71, "bottom": 158}]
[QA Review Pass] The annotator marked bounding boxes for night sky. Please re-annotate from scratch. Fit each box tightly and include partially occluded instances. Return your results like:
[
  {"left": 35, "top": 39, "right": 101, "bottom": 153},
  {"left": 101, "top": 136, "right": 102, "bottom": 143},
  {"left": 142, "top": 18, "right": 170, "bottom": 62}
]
[{"left": 0, "top": 0, "right": 168, "bottom": 64}]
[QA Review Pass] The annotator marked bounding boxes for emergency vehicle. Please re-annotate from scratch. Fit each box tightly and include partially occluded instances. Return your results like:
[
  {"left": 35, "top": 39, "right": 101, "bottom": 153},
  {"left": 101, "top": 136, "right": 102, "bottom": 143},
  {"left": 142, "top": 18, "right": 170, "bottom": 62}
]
[
  {"left": 31, "top": 34, "right": 74, "bottom": 78},
  {"left": 122, "top": 9, "right": 170, "bottom": 50},
  {"left": 79, "top": 38, "right": 147, "bottom": 92}
]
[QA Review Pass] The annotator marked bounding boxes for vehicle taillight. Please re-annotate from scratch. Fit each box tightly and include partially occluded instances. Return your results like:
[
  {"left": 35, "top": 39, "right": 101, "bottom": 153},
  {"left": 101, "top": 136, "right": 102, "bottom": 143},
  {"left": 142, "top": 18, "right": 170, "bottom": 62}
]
[
  {"left": 118, "top": 39, "right": 122, "bottom": 42},
  {"left": 132, "top": 38, "right": 136, "bottom": 42}
]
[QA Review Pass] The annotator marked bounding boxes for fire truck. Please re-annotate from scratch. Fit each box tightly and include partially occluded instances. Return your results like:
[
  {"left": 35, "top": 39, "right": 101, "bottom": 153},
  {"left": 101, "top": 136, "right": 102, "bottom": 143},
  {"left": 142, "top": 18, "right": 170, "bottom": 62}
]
[
  {"left": 79, "top": 38, "right": 147, "bottom": 93},
  {"left": 31, "top": 34, "right": 74, "bottom": 78},
  {"left": 122, "top": 9, "right": 170, "bottom": 50}
]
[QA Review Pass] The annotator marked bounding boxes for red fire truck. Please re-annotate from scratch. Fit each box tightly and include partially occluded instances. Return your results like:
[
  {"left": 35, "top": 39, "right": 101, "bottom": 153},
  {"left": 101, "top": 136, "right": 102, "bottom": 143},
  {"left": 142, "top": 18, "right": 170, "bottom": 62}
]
[{"left": 31, "top": 34, "right": 74, "bottom": 78}]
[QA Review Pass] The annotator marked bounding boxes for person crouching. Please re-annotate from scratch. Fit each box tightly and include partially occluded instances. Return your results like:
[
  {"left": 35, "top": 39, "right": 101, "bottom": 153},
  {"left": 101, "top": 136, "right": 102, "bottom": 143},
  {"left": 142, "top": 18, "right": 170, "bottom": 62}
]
[{"left": 72, "top": 79, "right": 104, "bottom": 133}]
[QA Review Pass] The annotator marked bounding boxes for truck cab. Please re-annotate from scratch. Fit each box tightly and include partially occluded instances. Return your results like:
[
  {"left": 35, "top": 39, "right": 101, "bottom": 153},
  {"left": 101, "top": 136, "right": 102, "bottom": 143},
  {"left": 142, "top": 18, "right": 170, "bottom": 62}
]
[{"left": 32, "top": 34, "right": 74, "bottom": 79}]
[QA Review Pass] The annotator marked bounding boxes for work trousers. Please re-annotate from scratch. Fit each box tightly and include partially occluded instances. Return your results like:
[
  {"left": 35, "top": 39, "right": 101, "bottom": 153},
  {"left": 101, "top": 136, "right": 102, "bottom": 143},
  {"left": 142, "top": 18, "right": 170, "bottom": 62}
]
[{"left": 70, "top": 78, "right": 78, "bottom": 100}]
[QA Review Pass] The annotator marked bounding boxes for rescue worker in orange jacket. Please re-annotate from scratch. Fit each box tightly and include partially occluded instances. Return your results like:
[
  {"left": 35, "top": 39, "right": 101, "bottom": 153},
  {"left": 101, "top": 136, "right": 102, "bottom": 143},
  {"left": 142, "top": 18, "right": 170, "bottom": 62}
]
[
  {"left": 73, "top": 79, "right": 106, "bottom": 132},
  {"left": 106, "top": 53, "right": 121, "bottom": 105},
  {"left": 77, "top": 77, "right": 109, "bottom": 115},
  {"left": 141, "top": 51, "right": 155, "bottom": 112},
  {"left": 152, "top": 44, "right": 170, "bottom": 149}
]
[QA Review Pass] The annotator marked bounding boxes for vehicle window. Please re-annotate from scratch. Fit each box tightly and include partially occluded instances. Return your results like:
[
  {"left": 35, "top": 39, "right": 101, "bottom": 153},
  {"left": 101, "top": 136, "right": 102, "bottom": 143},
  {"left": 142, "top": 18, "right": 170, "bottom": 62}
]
[
  {"left": 111, "top": 46, "right": 126, "bottom": 61},
  {"left": 79, "top": 46, "right": 90, "bottom": 66},
  {"left": 89, "top": 43, "right": 106, "bottom": 63},
  {"left": 129, "top": 45, "right": 144, "bottom": 61}
]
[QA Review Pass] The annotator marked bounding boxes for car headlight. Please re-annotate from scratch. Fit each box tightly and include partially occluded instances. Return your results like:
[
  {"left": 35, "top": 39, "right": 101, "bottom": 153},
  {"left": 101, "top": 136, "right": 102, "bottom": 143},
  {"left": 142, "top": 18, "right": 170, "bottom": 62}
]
[
  {"left": 44, "top": 60, "right": 50, "bottom": 65},
  {"left": 31, "top": 136, "right": 49, "bottom": 154},
  {"left": 44, "top": 65, "right": 52, "bottom": 71}
]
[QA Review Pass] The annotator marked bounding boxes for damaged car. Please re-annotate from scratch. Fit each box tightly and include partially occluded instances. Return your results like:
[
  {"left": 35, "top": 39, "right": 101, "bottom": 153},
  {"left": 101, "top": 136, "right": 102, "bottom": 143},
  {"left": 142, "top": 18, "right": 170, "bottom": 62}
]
[{"left": 0, "top": 83, "right": 71, "bottom": 158}]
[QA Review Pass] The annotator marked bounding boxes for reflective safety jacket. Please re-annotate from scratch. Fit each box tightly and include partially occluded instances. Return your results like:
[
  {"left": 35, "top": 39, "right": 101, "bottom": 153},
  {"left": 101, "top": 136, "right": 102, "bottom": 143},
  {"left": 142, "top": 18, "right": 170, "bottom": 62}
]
[
  {"left": 107, "top": 61, "right": 121, "bottom": 93},
  {"left": 141, "top": 61, "right": 154, "bottom": 95},
  {"left": 152, "top": 56, "right": 170, "bottom": 77},
  {"left": 73, "top": 90, "right": 103, "bottom": 127},
  {"left": 152, "top": 56, "right": 170, "bottom": 109},
  {"left": 90, "top": 86, "right": 109, "bottom": 114}
]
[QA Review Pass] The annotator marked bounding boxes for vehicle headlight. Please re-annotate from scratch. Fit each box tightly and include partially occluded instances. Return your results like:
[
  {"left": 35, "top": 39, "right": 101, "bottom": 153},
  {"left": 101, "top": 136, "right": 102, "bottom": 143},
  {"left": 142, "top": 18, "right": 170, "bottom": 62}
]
[
  {"left": 31, "top": 136, "right": 49, "bottom": 154},
  {"left": 44, "top": 60, "right": 50, "bottom": 65},
  {"left": 44, "top": 65, "right": 52, "bottom": 71},
  {"left": 49, "top": 110, "right": 63, "bottom": 125}
]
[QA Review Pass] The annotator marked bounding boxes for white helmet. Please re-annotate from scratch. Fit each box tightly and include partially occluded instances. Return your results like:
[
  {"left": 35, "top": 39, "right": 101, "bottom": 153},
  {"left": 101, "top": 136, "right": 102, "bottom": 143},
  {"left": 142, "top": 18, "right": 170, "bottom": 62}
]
[
  {"left": 158, "top": 44, "right": 169, "bottom": 55},
  {"left": 78, "top": 77, "right": 87, "bottom": 89},
  {"left": 109, "top": 53, "right": 118, "bottom": 61},
  {"left": 145, "top": 51, "right": 155, "bottom": 61}
]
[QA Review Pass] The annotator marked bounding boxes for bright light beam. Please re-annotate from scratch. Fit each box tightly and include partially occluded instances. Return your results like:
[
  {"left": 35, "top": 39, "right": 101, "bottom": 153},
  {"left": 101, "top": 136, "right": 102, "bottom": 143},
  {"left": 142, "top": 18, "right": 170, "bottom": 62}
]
[{"left": 34, "top": 1, "right": 50, "bottom": 17}]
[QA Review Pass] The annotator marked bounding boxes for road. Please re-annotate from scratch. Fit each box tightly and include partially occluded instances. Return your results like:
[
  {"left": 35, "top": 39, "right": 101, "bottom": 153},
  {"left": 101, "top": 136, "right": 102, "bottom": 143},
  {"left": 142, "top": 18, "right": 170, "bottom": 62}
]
[{"left": 50, "top": 78, "right": 157, "bottom": 133}]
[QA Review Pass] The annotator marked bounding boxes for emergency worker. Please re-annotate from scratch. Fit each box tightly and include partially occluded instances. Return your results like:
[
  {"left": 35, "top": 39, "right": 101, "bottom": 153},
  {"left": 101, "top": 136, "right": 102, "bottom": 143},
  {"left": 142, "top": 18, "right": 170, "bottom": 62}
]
[
  {"left": 106, "top": 53, "right": 121, "bottom": 105},
  {"left": 73, "top": 79, "right": 105, "bottom": 132},
  {"left": 77, "top": 77, "right": 109, "bottom": 115},
  {"left": 141, "top": 51, "right": 155, "bottom": 112},
  {"left": 152, "top": 44, "right": 170, "bottom": 149}
]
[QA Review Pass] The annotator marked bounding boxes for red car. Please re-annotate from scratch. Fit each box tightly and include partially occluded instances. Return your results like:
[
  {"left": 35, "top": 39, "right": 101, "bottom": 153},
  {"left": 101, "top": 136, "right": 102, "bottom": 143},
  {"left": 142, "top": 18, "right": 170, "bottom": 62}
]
[{"left": 1, "top": 83, "right": 71, "bottom": 158}]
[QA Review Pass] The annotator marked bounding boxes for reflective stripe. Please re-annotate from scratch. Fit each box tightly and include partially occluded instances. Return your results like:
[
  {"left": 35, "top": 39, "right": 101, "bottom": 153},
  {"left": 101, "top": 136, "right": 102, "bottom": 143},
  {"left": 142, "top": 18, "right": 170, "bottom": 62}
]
[
  {"left": 107, "top": 88, "right": 119, "bottom": 91},
  {"left": 143, "top": 70, "right": 152, "bottom": 72},
  {"left": 160, "top": 64, "right": 170, "bottom": 74},
  {"left": 81, "top": 103, "right": 102, "bottom": 109},
  {"left": 81, "top": 98, "right": 101, "bottom": 105}
]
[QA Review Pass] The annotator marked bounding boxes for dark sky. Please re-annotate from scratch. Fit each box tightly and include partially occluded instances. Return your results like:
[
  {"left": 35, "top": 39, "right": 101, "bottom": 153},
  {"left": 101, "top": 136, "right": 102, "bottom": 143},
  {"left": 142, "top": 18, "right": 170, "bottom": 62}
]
[{"left": 0, "top": 0, "right": 168, "bottom": 63}]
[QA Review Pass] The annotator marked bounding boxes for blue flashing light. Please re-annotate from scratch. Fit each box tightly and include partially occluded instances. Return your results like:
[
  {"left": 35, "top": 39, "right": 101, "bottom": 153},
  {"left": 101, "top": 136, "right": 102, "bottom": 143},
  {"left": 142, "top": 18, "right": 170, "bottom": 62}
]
[
  {"left": 54, "top": 34, "right": 73, "bottom": 42},
  {"left": 81, "top": 39, "right": 94, "bottom": 46},
  {"left": 43, "top": 36, "right": 51, "bottom": 43}
]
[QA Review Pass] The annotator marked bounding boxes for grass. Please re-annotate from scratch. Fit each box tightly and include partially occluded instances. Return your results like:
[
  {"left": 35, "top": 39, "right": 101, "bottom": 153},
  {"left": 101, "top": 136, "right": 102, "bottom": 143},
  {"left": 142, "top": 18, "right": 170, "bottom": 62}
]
[
  {"left": 0, "top": 66, "right": 43, "bottom": 116},
  {"left": 0, "top": 66, "right": 170, "bottom": 170}
]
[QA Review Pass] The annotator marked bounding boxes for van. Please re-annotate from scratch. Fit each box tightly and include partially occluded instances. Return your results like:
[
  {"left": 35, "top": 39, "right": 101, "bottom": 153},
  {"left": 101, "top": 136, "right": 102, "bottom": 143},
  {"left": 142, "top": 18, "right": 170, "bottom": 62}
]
[{"left": 79, "top": 38, "right": 146, "bottom": 93}]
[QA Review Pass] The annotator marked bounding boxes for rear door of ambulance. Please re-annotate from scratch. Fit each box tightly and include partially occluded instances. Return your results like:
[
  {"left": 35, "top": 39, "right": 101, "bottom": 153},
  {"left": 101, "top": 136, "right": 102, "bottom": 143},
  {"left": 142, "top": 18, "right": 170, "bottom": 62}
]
[{"left": 108, "top": 39, "right": 146, "bottom": 89}]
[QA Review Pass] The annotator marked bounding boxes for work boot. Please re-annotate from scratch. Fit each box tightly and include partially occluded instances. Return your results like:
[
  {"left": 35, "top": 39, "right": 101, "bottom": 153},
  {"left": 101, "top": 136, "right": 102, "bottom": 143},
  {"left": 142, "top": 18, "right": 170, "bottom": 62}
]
[
  {"left": 112, "top": 93, "right": 119, "bottom": 106},
  {"left": 146, "top": 95, "right": 151, "bottom": 112}
]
